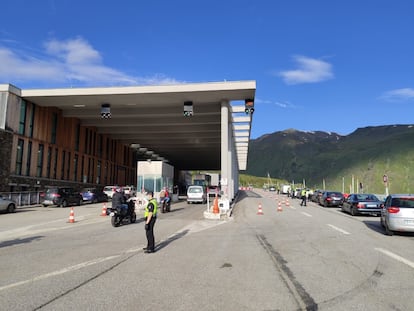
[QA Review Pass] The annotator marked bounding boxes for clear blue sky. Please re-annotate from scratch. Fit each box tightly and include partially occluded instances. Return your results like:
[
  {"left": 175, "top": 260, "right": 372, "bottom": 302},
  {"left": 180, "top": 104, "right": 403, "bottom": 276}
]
[{"left": 1, "top": 0, "right": 413, "bottom": 139}]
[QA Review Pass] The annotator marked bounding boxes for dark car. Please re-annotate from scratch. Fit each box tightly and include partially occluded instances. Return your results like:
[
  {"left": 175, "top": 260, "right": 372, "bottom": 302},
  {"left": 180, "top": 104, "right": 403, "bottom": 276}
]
[
  {"left": 80, "top": 188, "right": 108, "bottom": 204},
  {"left": 319, "top": 191, "right": 344, "bottom": 207},
  {"left": 40, "top": 187, "right": 83, "bottom": 207},
  {"left": 341, "top": 193, "right": 383, "bottom": 216}
]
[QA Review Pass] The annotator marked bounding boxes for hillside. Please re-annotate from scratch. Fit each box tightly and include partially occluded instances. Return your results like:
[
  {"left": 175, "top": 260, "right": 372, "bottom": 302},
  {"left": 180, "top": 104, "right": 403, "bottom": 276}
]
[{"left": 246, "top": 125, "right": 414, "bottom": 194}]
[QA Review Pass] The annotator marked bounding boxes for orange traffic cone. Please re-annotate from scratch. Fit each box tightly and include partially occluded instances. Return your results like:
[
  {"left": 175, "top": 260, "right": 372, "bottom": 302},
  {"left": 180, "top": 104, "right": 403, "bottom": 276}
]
[
  {"left": 285, "top": 199, "right": 290, "bottom": 206},
  {"left": 257, "top": 203, "right": 264, "bottom": 215},
  {"left": 68, "top": 207, "right": 75, "bottom": 223},
  {"left": 212, "top": 196, "right": 220, "bottom": 214},
  {"left": 101, "top": 203, "right": 107, "bottom": 216},
  {"left": 277, "top": 202, "right": 283, "bottom": 212}
]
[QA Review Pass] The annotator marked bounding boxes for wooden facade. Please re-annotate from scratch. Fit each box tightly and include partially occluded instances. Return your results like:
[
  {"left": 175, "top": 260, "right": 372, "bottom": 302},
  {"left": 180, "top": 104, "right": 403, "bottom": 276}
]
[{"left": 4, "top": 91, "right": 136, "bottom": 191}]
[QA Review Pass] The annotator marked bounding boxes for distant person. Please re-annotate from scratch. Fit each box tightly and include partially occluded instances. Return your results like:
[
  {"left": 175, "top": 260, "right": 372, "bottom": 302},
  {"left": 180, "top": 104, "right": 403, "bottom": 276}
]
[
  {"left": 160, "top": 187, "right": 170, "bottom": 204},
  {"left": 112, "top": 187, "right": 127, "bottom": 210},
  {"left": 144, "top": 191, "right": 158, "bottom": 253}
]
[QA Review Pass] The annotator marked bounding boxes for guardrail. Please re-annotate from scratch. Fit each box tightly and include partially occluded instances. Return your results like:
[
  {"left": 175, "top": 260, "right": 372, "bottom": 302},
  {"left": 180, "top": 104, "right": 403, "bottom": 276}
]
[{"left": 0, "top": 192, "right": 42, "bottom": 206}]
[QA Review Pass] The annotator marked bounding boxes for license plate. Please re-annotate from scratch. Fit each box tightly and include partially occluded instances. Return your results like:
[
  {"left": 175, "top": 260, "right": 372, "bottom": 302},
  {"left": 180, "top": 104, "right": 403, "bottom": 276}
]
[
  {"left": 109, "top": 212, "right": 115, "bottom": 216},
  {"left": 404, "top": 219, "right": 414, "bottom": 225},
  {"left": 367, "top": 204, "right": 377, "bottom": 208}
]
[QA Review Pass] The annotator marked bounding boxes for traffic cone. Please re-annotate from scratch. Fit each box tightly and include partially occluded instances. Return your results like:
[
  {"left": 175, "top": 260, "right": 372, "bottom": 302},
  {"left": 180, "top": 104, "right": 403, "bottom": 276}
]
[
  {"left": 68, "top": 207, "right": 75, "bottom": 223},
  {"left": 277, "top": 202, "right": 283, "bottom": 212},
  {"left": 285, "top": 199, "right": 290, "bottom": 206},
  {"left": 212, "top": 196, "right": 220, "bottom": 214},
  {"left": 257, "top": 203, "right": 264, "bottom": 215},
  {"left": 101, "top": 203, "right": 107, "bottom": 216}
]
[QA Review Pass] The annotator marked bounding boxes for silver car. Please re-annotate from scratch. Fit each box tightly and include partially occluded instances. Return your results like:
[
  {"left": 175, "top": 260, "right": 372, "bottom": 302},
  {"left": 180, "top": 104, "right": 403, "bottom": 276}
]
[
  {"left": 0, "top": 195, "right": 16, "bottom": 213},
  {"left": 381, "top": 194, "right": 414, "bottom": 235}
]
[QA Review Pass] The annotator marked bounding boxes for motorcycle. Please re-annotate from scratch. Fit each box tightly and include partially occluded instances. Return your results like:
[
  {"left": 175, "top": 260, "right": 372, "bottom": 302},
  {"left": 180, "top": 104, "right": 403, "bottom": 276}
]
[
  {"left": 109, "top": 200, "right": 137, "bottom": 227},
  {"left": 161, "top": 197, "right": 171, "bottom": 213}
]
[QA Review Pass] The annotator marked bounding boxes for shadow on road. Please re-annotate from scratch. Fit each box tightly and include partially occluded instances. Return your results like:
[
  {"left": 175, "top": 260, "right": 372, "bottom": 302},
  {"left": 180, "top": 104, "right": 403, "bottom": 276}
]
[
  {"left": 0, "top": 235, "right": 44, "bottom": 248},
  {"left": 160, "top": 207, "right": 185, "bottom": 214},
  {"left": 156, "top": 229, "right": 190, "bottom": 252},
  {"left": 236, "top": 190, "right": 262, "bottom": 202}
]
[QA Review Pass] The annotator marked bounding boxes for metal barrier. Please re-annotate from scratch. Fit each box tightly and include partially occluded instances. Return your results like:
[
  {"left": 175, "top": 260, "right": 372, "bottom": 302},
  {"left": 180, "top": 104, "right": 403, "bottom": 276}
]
[{"left": 0, "top": 191, "right": 42, "bottom": 206}]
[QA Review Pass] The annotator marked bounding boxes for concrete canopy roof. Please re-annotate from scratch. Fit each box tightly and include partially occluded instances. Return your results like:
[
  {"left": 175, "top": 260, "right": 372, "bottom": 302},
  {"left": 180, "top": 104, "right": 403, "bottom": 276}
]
[{"left": 20, "top": 81, "right": 256, "bottom": 171}]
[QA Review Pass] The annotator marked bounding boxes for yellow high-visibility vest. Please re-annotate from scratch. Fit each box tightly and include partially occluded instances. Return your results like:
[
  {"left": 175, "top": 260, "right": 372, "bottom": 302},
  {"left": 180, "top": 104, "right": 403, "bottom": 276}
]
[{"left": 144, "top": 198, "right": 158, "bottom": 217}]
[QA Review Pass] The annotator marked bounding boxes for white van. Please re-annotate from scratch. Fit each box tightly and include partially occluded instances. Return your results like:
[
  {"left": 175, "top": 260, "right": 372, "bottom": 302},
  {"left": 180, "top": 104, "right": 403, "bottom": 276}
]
[{"left": 187, "top": 185, "right": 207, "bottom": 204}]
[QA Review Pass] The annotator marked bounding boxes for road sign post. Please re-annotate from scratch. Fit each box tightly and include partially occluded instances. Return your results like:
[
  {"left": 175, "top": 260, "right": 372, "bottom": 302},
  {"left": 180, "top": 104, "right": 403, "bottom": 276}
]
[{"left": 383, "top": 174, "right": 389, "bottom": 196}]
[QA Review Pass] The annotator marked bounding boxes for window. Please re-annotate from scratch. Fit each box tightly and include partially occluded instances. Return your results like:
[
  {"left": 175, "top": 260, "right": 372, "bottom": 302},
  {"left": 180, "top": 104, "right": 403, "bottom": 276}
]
[
  {"left": 97, "top": 135, "right": 103, "bottom": 157},
  {"left": 106, "top": 137, "right": 110, "bottom": 159},
  {"left": 53, "top": 148, "right": 58, "bottom": 179},
  {"left": 97, "top": 160, "right": 101, "bottom": 184},
  {"left": 36, "top": 144, "right": 44, "bottom": 177},
  {"left": 26, "top": 141, "right": 32, "bottom": 176},
  {"left": 93, "top": 132, "right": 96, "bottom": 156},
  {"left": 74, "top": 154, "right": 79, "bottom": 181},
  {"left": 28, "top": 105, "right": 35, "bottom": 138},
  {"left": 18, "top": 100, "right": 27, "bottom": 135},
  {"left": 61, "top": 151, "right": 66, "bottom": 180},
  {"left": 46, "top": 147, "right": 51, "bottom": 178},
  {"left": 66, "top": 152, "right": 71, "bottom": 180},
  {"left": 75, "top": 123, "right": 80, "bottom": 152},
  {"left": 84, "top": 128, "right": 89, "bottom": 154},
  {"left": 51, "top": 113, "right": 57, "bottom": 144},
  {"left": 15, "top": 139, "right": 24, "bottom": 175}
]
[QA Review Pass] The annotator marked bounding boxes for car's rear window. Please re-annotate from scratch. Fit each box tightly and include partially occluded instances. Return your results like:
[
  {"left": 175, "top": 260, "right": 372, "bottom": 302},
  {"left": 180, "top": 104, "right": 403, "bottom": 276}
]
[
  {"left": 357, "top": 194, "right": 379, "bottom": 201},
  {"left": 391, "top": 197, "right": 414, "bottom": 208},
  {"left": 188, "top": 187, "right": 202, "bottom": 193}
]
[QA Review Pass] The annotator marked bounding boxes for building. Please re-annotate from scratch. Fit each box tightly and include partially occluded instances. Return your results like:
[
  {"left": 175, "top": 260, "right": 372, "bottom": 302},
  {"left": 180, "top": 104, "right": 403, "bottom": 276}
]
[
  {"left": 0, "top": 81, "right": 256, "bottom": 203},
  {"left": 0, "top": 84, "right": 136, "bottom": 192}
]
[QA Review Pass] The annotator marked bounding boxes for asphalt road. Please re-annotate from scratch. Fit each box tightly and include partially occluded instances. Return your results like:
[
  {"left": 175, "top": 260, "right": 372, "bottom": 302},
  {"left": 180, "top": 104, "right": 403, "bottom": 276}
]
[{"left": 1, "top": 191, "right": 414, "bottom": 311}]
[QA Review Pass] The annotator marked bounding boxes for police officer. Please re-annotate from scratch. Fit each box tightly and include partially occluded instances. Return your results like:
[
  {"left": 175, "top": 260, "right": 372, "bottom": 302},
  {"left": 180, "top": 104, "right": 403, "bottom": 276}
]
[
  {"left": 144, "top": 191, "right": 158, "bottom": 253},
  {"left": 300, "top": 189, "right": 307, "bottom": 206}
]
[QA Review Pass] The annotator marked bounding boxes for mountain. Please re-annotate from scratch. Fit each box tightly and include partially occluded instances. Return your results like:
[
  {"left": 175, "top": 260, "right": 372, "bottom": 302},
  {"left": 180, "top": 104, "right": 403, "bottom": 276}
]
[{"left": 246, "top": 125, "right": 414, "bottom": 194}]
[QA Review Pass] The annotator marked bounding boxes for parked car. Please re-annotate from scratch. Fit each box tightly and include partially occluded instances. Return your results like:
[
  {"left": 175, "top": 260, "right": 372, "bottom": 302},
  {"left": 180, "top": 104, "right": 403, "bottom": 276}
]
[
  {"left": 40, "top": 187, "right": 82, "bottom": 207},
  {"left": 0, "top": 195, "right": 16, "bottom": 213},
  {"left": 207, "top": 186, "right": 220, "bottom": 197},
  {"left": 187, "top": 185, "right": 207, "bottom": 204},
  {"left": 319, "top": 191, "right": 344, "bottom": 207},
  {"left": 269, "top": 186, "right": 276, "bottom": 192},
  {"left": 122, "top": 186, "right": 136, "bottom": 198},
  {"left": 341, "top": 193, "right": 383, "bottom": 216},
  {"left": 380, "top": 194, "right": 414, "bottom": 235},
  {"left": 292, "top": 188, "right": 302, "bottom": 198},
  {"left": 80, "top": 188, "right": 108, "bottom": 204},
  {"left": 311, "top": 189, "right": 323, "bottom": 203},
  {"left": 103, "top": 185, "right": 118, "bottom": 199}
]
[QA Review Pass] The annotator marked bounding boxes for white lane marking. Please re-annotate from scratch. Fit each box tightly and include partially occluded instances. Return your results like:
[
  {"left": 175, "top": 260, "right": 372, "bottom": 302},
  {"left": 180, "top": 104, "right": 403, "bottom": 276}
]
[
  {"left": 178, "top": 218, "right": 229, "bottom": 234},
  {"left": 301, "top": 212, "right": 312, "bottom": 217},
  {"left": 327, "top": 224, "right": 350, "bottom": 235},
  {"left": 375, "top": 248, "right": 414, "bottom": 269},
  {"left": 0, "top": 255, "right": 120, "bottom": 292},
  {"left": 0, "top": 218, "right": 229, "bottom": 292},
  {"left": 0, "top": 217, "right": 107, "bottom": 242}
]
